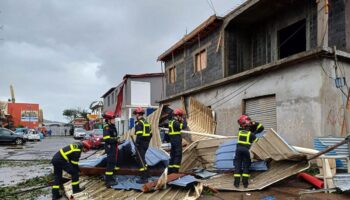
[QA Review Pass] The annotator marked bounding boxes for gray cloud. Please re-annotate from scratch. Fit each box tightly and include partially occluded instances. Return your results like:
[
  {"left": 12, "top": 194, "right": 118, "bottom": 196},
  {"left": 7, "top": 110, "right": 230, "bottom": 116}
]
[{"left": 0, "top": 0, "right": 243, "bottom": 122}]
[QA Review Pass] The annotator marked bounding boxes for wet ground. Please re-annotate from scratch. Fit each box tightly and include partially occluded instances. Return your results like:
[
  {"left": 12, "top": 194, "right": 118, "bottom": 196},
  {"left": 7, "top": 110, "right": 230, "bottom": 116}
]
[{"left": 0, "top": 136, "right": 96, "bottom": 200}]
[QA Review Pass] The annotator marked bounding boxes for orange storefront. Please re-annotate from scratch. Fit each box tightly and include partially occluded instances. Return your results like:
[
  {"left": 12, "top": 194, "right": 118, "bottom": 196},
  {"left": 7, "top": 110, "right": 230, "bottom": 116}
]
[{"left": 7, "top": 103, "right": 40, "bottom": 129}]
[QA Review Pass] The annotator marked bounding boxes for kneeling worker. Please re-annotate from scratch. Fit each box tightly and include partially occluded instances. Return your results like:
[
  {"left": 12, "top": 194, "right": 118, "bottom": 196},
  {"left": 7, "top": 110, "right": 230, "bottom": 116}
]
[{"left": 51, "top": 141, "right": 91, "bottom": 199}]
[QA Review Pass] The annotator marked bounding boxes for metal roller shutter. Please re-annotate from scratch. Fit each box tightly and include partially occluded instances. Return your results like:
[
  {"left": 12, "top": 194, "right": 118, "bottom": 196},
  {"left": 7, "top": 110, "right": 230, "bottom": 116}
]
[{"left": 245, "top": 95, "right": 277, "bottom": 131}]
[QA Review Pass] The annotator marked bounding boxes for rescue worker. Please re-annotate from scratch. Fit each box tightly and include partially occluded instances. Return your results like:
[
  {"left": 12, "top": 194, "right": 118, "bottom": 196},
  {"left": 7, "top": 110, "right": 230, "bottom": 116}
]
[
  {"left": 168, "top": 108, "right": 186, "bottom": 174},
  {"left": 133, "top": 107, "right": 152, "bottom": 184},
  {"left": 103, "top": 111, "right": 119, "bottom": 187},
  {"left": 233, "top": 115, "right": 258, "bottom": 188},
  {"left": 51, "top": 141, "right": 91, "bottom": 200}
]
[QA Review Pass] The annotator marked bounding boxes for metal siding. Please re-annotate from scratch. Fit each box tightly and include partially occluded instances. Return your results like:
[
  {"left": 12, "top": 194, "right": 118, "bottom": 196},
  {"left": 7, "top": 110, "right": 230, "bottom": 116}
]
[{"left": 245, "top": 95, "right": 277, "bottom": 131}]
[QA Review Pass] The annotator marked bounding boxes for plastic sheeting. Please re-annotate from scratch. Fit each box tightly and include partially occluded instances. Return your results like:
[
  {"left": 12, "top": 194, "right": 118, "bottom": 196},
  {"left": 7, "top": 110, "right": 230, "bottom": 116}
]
[
  {"left": 214, "top": 139, "right": 268, "bottom": 171},
  {"left": 110, "top": 175, "right": 159, "bottom": 190},
  {"left": 79, "top": 139, "right": 169, "bottom": 168},
  {"left": 168, "top": 175, "right": 198, "bottom": 187}
]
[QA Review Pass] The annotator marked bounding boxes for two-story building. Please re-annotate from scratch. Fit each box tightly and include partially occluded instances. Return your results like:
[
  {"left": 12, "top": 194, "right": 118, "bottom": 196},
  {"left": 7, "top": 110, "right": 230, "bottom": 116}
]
[
  {"left": 158, "top": 0, "right": 350, "bottom": 147},
  {"left": 101, "top": 73, "right": 164, "bottom": 134}
]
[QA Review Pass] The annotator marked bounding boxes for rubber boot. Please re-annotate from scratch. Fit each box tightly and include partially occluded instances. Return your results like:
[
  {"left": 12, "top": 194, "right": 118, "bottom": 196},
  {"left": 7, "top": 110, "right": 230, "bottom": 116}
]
[
  {"left": 242, "top": 177, "right": 249, "bottom": 188},
  {"left": 72, "top": 185, "right": 85, "bottom": 194},
  {"left": 52, "top": 189, "right": 62, "bottom": 200},
  {"left": 234, "top": 177, "right": 240, "bottom": 188},
  {"left": 105, "top": 175, "right": 118, "bottom": 188}
]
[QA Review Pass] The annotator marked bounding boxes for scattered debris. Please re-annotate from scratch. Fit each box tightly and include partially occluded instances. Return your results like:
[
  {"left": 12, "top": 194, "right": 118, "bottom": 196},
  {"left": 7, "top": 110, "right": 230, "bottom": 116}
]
[
  {"left": 333, "top": 173, "right": 350, "bottom": 191},
  {"left": 297, "top": 172, "right": 324, "bottom": 189}
]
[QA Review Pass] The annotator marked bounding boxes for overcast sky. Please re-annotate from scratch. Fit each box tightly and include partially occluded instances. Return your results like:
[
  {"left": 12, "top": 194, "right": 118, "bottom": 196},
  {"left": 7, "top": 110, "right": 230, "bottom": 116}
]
[{"left": 0, "top": 0, "right": 243, "bottom": 122}]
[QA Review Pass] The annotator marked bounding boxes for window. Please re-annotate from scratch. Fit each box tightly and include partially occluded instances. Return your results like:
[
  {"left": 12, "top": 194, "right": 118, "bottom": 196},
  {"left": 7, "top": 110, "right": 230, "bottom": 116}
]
[
  {"left": 168, "top": 67, "right": 176, "bottom": 84},
  {"left": 195, "top": 49, "right": 207, "bottom": 72},
  {"left": 278, "top": 19, "right": 306, "bottom": 59},
  {"left": 111, "top": 91, "right": 115, "bottom": 105},
  {"left": 107, "top": 96, "right": 110, "bottom": 107}
]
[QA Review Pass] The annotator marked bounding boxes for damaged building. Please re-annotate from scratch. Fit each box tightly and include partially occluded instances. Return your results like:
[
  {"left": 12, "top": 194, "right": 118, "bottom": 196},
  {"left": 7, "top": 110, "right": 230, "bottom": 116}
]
[{"left": 158, "top": 0, "right": 350, "bottom": 148}]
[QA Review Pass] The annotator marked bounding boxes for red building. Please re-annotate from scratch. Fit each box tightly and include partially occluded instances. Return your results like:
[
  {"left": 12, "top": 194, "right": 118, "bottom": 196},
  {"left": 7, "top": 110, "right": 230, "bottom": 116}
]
[{"left": 7, "top": 103, "right": 40, "bottom": 129}]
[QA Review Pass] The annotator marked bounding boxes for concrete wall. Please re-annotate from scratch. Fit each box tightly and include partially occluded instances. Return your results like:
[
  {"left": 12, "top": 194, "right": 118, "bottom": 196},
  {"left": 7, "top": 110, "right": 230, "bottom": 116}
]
[
  {"left": 164, "top": 29, "right": 223, "bottom": 97},
  {"left": 164, "top": 58, "right": 345, "bottom": 148}
]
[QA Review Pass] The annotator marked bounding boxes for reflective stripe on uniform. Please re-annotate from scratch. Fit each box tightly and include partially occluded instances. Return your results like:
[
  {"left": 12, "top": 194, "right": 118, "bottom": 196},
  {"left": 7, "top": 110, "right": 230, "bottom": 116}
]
[
  {"left": 139, "top": 167, "right": 146, "bottom": 171},
  {"left": 242, "top": 173, "right": 250, "bottom": 177},
  {"left": 169, "top": 120, "right": 182, "bottom": 135},
  {"left": 237, "top": 130, "right": 251, "bottom": 145},
  {"left": 135, "top": 120, "right": 151, "bottom": 137},
  {"left": 233, "top": 174, "right": 241, "bottom": 177},
  {"left": 114, "top": 166, "right": 120, "bottom": 170},
  {"left": 257, "top": 123, "right": 262, "bottom": 129},
  {"left": 103, "top": 135, "right": 111, "bottom": 140},
  {"left": 71, "top": 181, "right": 80, "bottom": 185},
  {"left": 71, "top": 160, "right": 79, "bottom": 165},
  {"left": 52, "top": 185, "right": 60, "bottom": 189},
  {"left": 105, "top": 171, "right": 113, "bottom": 175},
  {"left": 60, "top": 144, "right": 81, "bottom": 162}
]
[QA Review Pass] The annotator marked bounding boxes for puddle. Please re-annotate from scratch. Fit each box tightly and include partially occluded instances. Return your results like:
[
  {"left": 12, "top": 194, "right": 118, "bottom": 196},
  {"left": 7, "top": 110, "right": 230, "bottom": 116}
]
[
  {"left": 0, "top": 164, "right": 51, "bottom": 186},
  {"left": 6, "top": 146, "right": 24, "bottom": 150}
]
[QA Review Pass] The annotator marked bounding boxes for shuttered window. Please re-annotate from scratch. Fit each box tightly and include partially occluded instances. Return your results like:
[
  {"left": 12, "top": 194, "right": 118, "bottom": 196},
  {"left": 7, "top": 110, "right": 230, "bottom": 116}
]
[{"left": 244, "top": 95, "right": 277, "bottom": 131}]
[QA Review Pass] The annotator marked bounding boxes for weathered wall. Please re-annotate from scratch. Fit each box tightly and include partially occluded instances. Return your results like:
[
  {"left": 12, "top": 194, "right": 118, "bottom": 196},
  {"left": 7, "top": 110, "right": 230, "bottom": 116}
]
[
  {"left": 164, "top": 29, "right": 223, "bottom": 97},
  {"left": 164, "top": 59, "right": 332, "bottom": 148},
  {"left": 320, "top": 58, "right": 350, "bottom": 137}
]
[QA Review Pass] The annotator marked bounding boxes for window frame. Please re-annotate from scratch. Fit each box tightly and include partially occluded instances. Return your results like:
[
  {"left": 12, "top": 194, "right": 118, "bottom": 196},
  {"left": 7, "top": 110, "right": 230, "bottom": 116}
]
[
  {"left": 194, "top": 48, "right": 208, "bottom": 73},
  {"left": 168, "top": 66, "right": 176, "bottom": 84}
]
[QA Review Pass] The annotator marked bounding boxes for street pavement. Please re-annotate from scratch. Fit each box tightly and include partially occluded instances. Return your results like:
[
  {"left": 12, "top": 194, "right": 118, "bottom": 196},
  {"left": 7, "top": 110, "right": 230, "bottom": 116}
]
[{"left": 0, "top": 136, "right": 93, "bottom": 160}]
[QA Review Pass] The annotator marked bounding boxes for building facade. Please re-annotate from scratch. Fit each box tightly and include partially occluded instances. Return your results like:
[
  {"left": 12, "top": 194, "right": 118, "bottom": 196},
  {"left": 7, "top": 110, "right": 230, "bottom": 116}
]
[
  {"left": 7, "top": 103, "right": 40, "bottom": 129},
  {"left": 101, "top": 73, "right": 164, "bottom": 134},
  {"left": 158, "top": 0, "right": 350, "bottom": 147}
]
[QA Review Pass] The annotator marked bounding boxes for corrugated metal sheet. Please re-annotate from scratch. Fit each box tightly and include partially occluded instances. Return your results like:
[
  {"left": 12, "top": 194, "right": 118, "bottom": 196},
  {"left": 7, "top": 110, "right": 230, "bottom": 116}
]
[
  {"left": 245, "top": 96, "right": 277, "bottom": 131},
  {"left": 333, "top": 173, "right": 350, "bottom": 191},
  {"left": 313, "top": 137, "right": 349, "bottom": 170},
  {"left": 214, "top": 139, "right": 268, "bottom": 171},
  {"left": 168, "top": 175, "right": 198, "bottom": 187},
  {"left": 250, "top": 129, "right": 305, "bottom": 161},
  {"left": 64, "top": 177, "right": 201, "bottom": 200},
  {"left": 202, "top": 160, "right": 310, "bottom": 191},
  {"left": 193, "top": 169, "right": 217, "bottom": 179}
]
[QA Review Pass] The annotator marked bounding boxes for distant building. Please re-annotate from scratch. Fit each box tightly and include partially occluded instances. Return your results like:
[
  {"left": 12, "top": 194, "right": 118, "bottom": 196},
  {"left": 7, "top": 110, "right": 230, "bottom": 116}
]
[
  {"left": 7, "top": 102, "right": 40, "bottom": 129},
  {"left": 101, "top": 73, "right": 164, "bottom": 134}
]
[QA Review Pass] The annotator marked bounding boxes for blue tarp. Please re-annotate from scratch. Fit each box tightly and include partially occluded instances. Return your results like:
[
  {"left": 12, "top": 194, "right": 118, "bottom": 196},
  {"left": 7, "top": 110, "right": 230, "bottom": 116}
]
[
  {"left": 168, "top": 175, "right": 198, "bottom": 187},
  {"left": 79, "top": 139, "right": 169, "bottom": 168},
  {"left": 214, "top": 138, "right": 268, "bottom": 171},
  {"left": 79, "top": 155, "right": 106, "bottom": 167},
  {"left": 110, "top": 175, "right": 159, "bottom": 190}
]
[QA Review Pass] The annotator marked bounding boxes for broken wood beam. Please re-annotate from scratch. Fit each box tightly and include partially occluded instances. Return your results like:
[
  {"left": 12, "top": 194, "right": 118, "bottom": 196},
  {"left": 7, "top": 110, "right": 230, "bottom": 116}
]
[
  {"left": 142, "top": 173, "right": 187, "bottom": 192},
  {"left": 79, "top": 167, "right": 164, "bottom": 176},
  {"left": 159, "top": 128, "right": 236, "bottom": 139}
]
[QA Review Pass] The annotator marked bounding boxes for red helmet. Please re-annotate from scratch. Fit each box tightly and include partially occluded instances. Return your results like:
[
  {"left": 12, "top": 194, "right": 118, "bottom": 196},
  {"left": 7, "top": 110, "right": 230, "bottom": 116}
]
[
  {"left": 133, "top": 107, "right": 145, "bottom": 115},
  {"left": 81, "top": 140, "right": 92, "bottom": 151},
  {"left": 103, "top": 111, "right": 115, "bottom": 119},
  {"left": 173, "top": 108, "right": 184, "bottom": 116},
  {"left": 237, "top": 115, "right": 251, "bottom": 128}
]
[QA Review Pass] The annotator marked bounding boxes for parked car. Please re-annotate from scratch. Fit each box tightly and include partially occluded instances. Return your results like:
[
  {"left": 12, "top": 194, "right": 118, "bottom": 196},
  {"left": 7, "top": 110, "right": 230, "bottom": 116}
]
[
  {"left": 26, "top": 129, "right": 41, "bottom": 141},
  {"left": 74, "top": 128, "right": 87, "bottom": 140},
  {"left": 0, "top": 128, "right": 26, "bottom": 145},
  {"left": 84, "top": 129, "right": 104, "bottom": 149}
]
